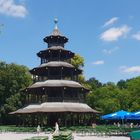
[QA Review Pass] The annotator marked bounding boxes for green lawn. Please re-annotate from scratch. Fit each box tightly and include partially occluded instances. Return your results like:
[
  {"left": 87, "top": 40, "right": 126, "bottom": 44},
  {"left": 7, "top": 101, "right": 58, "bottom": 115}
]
[
  {"left": 0, "top": 125, "right": 36, "bottom": 132},
  {"left": 24, "top": 136, "right": 48, "bottom": 140}
]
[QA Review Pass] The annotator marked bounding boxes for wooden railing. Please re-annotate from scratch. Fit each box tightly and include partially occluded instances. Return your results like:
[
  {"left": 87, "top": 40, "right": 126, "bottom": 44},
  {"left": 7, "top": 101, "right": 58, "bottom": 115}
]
[
  {"left": 25, "top": 97, "right": 85, "bottom": 104},
  {"left": 47, "top": 97, "right": 84, "bottom": 103}
]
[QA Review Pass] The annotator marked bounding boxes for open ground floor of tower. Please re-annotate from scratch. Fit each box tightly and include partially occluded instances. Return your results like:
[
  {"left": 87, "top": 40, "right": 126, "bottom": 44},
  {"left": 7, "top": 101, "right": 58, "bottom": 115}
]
[{"left": 14, "top": 112, "right": 96, "bottom": 126}]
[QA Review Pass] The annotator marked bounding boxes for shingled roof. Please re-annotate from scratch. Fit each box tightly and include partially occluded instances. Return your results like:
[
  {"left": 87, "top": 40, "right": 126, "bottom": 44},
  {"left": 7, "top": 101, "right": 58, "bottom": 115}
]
[
  {"left": 39, "top": 61, "right": 74, "bottom": 68},
  {"left": 10, "top": 102, "right": 99, "bottom": 114},
  {"left": 28, "top": 80, "right": 85, "bottom": 89}
]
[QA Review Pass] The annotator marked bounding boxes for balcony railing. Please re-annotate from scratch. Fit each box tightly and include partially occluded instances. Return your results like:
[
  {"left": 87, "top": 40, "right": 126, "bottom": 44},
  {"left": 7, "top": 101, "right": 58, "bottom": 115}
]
[
  {"left": 47, "top": 97, "right": 84, "bottom": 103},
  {"left": 25, "top": 97, "right": 85, "bottom": 105}
]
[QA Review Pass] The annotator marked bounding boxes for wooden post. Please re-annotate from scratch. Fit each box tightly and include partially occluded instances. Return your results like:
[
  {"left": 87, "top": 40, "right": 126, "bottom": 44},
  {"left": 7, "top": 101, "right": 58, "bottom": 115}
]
[
  {"left": 50, "top": 51, "right": 52, "bottom": 61},
  {"left": 62, "top": 87, "right": 64, "bottom": 102},
  {"left": 37, "top": 94, "right": 39, "bottom": 103},
  {"left": 28, "top": 94, "right": 29, "bottom": 104},
  {"left": 61, "top": 67, "right": 63, "bottom": 79},
  {"left": 64, "top": 113, "right": 67, "bottom": 126},
  {"left": 41, "top": 58, "right": 43, "bottom": 64},
  {"left": 71, "top": 69, "right": 73, "bottom": 80},
  {"left": 77, "top": 113, "right": 80, "bottom": 125},
  {"left": 45, "top": 89, "right": 47, "bottom": 102},
  {"left": 59, "top": 50, "right": 61, "bottom": 61},
  {"left": 83, "top": 113, "right": 85, "bottom": 126},
  {"left": 48, "top": 69, "right": 50, "bottom": 79}
]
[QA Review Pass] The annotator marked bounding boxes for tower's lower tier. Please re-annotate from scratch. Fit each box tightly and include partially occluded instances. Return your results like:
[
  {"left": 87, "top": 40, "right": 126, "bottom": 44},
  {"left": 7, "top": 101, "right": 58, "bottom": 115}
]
[{"left": 10, "top": 102, "right": 99, "bottom": 126}]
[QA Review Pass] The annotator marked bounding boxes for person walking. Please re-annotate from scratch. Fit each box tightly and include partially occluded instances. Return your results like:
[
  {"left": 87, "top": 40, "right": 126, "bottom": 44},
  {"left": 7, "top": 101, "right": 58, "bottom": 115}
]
[
  {"left": 37, "top": 125, "right": 41, "bottom": 135},
  {"left": 52, "top": 122, "right": 59, "bottom": 135}
]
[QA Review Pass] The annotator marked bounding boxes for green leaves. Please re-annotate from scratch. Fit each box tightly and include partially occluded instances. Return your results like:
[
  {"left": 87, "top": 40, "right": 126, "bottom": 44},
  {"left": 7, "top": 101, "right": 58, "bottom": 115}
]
[
  {"left": 87, "top": 77, "right": 102, "bottom": 90},
  {"left": 71, "top": 54, "right": 84, "bottom": 68},
  {"left": 86, "top": 76, "right": 140, "bottom": 115},
  {"left": 0, "top": 61, "right": 32, "bottom": 124}
]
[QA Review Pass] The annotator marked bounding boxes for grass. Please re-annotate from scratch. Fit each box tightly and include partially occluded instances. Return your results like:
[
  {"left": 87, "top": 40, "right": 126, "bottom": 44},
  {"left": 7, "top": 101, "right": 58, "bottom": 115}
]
[
  {"left": 53, "top": 131, "right": 73, "bottom": 140},
  {"left": 24, "top": 136, "right": 48, "bottom": 140},
  {"left": 0, "top": 125, "right": 36, "bottom": 132}
]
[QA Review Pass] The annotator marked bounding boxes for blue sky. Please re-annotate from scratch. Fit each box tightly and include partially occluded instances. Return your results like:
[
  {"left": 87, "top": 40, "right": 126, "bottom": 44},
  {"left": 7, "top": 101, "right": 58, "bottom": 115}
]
[{"left": 0, "top": 0, "right": 140, "bottom": 83}]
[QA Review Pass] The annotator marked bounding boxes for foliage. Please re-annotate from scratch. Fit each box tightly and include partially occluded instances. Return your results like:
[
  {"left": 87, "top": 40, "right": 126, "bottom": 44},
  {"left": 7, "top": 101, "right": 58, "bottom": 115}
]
[
  {"left": 86, "top": 76, "right": 140, "bottom": 115},
  {"left": 71, "top": 54, "right": 86, "bottom": 85},
  {"left": 1, "top": 54, "right": 140, "bottom": 125},
  {"left": 24, "top": 136, "right": 48, "bottom": 140},
  {"left": 0, "top": 125, "right": 137, "bottom": 136},
  {"left": 117, "top": 79, "right": 127, "bottom": 89},
  {"left": 86, "top": 77, "right": 102, "bottom": 90},
  {"left": 86, "top": 84, "right": 121, "bottom": 113},
  {"left": 0, "top": 125, "right": 36, "bottom": 132},
  {"left": 53, "top": 131, "right": 72, "bottom": 140},
  {"left": 0, "top": 61, "right": 32, "bottom": 124},
  {"left": 125, "top": 76, "right": 140, "bottom": 111},
  {"left": 70, "top": 54, "right": 140, "bottom": 116},
  {"left": 71, "top": 54, "right": 84, "bottom": 68}
]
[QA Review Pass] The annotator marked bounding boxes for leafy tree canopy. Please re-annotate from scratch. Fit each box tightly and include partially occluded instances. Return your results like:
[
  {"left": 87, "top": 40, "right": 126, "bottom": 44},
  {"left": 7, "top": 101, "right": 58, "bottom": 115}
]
[
  {"left": 86, "top": 76, "right": 140, "bottom": 115},
  {"left": 71, "top": 54, "right": 84, "bottom": 68},
  {"left": 86, "top": 77, "right": 102, "bottom": 90},
  {"left": 0, "top": 61, "right": 32, "bottom": 124}
]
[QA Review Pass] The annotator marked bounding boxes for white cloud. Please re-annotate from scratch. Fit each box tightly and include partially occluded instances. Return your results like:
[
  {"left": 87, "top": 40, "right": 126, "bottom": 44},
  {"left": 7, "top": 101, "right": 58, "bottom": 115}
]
[
  {"left": 103, "top": 46, "right": 119, "bottom": 55},
  {"left": 132, "top": 31, "right": 140, "bottom": 41},
  {"left": 92, "top": 60, "right": 104, "bottom": 65},
  {"left": 100, "top": 25, "right": 131, "bottom": 42},
  {"left": 120, "top": 66, "right": 140, "bottom": 74},
  {"left": 103, "top": 17, "right": 118, "bottom": 27},
  {"left": 0, "top": 0, "right": 27, "bottom": 18}
]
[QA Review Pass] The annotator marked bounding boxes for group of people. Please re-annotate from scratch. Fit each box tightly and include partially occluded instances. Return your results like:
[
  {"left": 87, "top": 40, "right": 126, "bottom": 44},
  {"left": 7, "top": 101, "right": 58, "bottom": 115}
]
[
  {"left": 113, "top": 122, "right": 140, "bottom": 128},
  {"left": 113, "top": 122, "right": 121, "bottom": 127},
  {"left": 124, "top": 123, "right": 140, "bottom": 128}
]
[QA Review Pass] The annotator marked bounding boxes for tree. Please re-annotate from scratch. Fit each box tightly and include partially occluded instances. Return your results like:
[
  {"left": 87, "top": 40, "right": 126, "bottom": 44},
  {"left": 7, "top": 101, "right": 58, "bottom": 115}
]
[
  {"left": 0, "top": 61, "right": 32, "bottom": 124},
  {"left": 125, "top": 76, "right": 140, "bottom": 111},
  {"left": 86, "top": 83, "right": 124, "bottom": 114},
  {"left": 71, "top": 54, "right": 86, "bottom": 85},
  {"left": 86, "top": 77, "right": 102, "bottom": 90},
  {"left": 117, "top": 79, "right": 127, "bottom": 89},
  {"left": 86, "top": 76, "right": 140, "bottom": 115},
  {"left": 71, "top": 54, "right": 84, "bottom": 68}
]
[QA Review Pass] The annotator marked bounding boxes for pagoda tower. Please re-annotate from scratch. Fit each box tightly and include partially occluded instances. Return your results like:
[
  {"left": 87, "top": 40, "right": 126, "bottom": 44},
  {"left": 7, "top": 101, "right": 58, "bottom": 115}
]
[{"left": 11, "top": 19, "right": 98, "bottom": 126}]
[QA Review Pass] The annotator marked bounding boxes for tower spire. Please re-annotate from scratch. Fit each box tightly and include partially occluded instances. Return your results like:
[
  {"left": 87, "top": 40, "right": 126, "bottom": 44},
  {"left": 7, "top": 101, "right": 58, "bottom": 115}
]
[
  {"left": 54, "top": 18, "right": 58, "bottom": 29},
  {"left": 52, "top": 18, "right": 60, "bottom": 36}
]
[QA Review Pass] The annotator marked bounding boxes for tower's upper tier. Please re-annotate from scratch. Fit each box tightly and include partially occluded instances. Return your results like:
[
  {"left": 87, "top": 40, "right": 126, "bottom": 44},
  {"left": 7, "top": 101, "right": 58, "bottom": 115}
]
[
  {"left": 37, "top": 46, "right": 74, "bottom": 60},
  {"left": 43, "top": 18, "right": 68, "bottom": 48}
]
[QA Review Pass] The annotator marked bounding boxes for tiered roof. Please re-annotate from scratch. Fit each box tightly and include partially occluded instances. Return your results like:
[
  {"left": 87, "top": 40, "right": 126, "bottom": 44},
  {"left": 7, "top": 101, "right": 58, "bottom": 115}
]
[
  {"left": 10, "top": 102, "right": 99, "bottom": 114},
  {"left": 11, "top": 19, "right": 98, "bottom": 116},
  {"left": 37, "top": 47, "right": 74, "bottom": 59}
]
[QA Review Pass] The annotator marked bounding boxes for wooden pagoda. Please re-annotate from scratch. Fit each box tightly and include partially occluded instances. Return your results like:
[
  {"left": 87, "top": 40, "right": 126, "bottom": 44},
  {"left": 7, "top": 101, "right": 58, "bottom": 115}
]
[{"left": 10, "top": 19, "right": 99, "bottom": 126}]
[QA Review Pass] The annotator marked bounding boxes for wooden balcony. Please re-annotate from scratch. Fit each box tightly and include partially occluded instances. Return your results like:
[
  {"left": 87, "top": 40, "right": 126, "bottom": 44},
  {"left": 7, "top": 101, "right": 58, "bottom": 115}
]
[
  {"left": 47, "top": 97, "right": 84, "bottom": 103},
  {"left": 25, "top": 97, "right": 85, "bottom": 105}
]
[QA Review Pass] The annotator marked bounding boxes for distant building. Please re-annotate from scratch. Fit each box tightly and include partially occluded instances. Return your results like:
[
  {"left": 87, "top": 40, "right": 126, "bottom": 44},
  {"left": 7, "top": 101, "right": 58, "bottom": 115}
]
[{"left": 10, "top": 19, "right": 99, "bottom": 126}]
